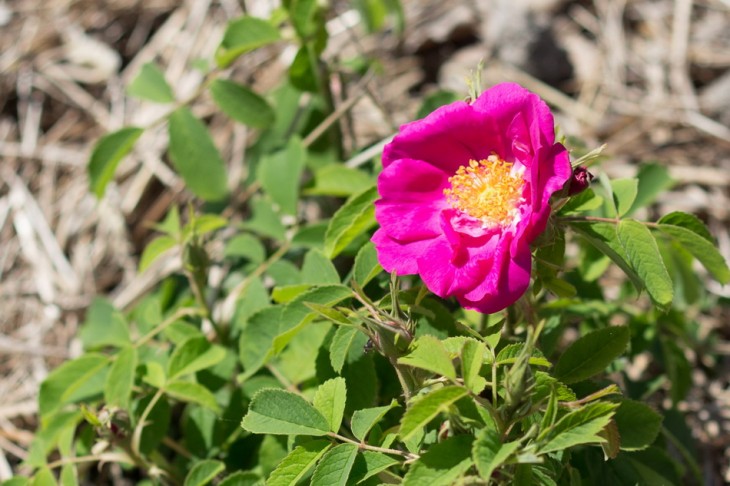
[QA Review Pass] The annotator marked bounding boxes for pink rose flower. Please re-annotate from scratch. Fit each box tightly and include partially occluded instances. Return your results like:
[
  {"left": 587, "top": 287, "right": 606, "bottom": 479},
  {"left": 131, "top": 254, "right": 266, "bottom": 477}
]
[{"left": 372, "top": 83, "right": 572, "bottom": 313}]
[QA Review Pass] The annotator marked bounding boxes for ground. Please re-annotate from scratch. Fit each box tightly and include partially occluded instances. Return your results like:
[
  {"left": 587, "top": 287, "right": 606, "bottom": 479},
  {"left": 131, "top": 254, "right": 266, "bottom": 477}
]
[{"left": 0, "top": 0, "right": 729, "bottom": 483}]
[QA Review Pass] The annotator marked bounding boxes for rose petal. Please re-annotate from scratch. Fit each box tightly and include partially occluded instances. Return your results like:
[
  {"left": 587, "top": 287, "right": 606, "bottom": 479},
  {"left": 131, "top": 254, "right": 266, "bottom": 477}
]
[
  {"left": 372, "top": 82, "right": 572, "bottom": 314},
  {"left": 383, "top": 102, "right": 509, "bottom": 173},
  {"left": 372, "top": 229, "right": 437, "bottom": 275}
]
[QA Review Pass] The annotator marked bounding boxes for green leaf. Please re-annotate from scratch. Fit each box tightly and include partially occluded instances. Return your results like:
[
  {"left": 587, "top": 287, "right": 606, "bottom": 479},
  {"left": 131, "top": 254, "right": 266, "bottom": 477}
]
[
  {"left": 39, "top": 354, "right": 108, "bottom": 417},
  {"left": 658, "top": 223, "right": 730, "bottom": 284},
  {"left": 166, "top": 381, "right": 220, "bottom": 413},
  {"left": 209, "top": 79, "right": 274, "bottom": 129},
  {"left": 398, "top": 335, "right": 456, "bottom": 380},
  {"left": 186, "top": 214, "right": 228, "bottom": 238},
  {"left": 224, "top": 233, "right": 266, "bottom": 263},
  {"left": 353, "top": 242, "right": 382, "bottom": 286},
  {"left": 402, "top": 435, "right": 474, "bottom": 486},
  {"left": 139, "top": 235, "right": 177, "bottom": 272},
  {"left": 304, "top": 302, "right": 351, "bottom": 326},
  {"left": 239, "top": 306, "right": 282, "bottom": 376},
  {"left": 30, "top": 469, "right": 55, "bottom": 486},
  {"left": 353, "top": 0, "right": 387, "bottom": 32},
  {"left": 610, "top": 178, "right": 638, "bottom": 218},
  {"left": 559, "top": 188, "right": 603, "bottom": 214},
  {"left": 313, "top": 377, "right": 347, "bottom": 433},
  {"left": 142, "top": 362, "right": 166, "bottom": 389},
  {"left": 617, "top": 220, "right": 673, "bottom": 309},
  {"left": 472, "top": 429, "right": 521, "bottom": 481},
  {"left": 461, "top": 340, "right": 487, "bottom": 394},
  {"left": 657, "top": 211, "right": 713, "bottom": 242},
  {"left": 61, "top": 464, "right": 79, "bottom": 486},
  {"left": 627, "top": 163, "right": 674, "bottom": 215},
  {"left": 570, "top": 222, "right": 644, "bottom": 291},
  {"left": 494, "top": 343, "right": 552, "bottom": 368},
  {"left": 257, "top": 137, "right": 305, "bottom": 216},
  {"left": 244, "top": 197, "right": 287, "bottom": 241},
  {"left": 154, "top": 205, "right": 181, "bottom": 237},
  {"left": 218, "top": 471, "right": 262, "bottom": 486},
  {"left": 350, "top": 451, "right": 400, "bottom": 484},
  {"left": 104, "top": 346, "right": 137, "bottom": 410},
  {"left": 292, "top": 222, "right": 328, "bottom": 249},
  {"left": 267, "top": 440, "right": 332, "bottom": 486},
  {"left": 168, "top": 107, "right": 228, "bottom": 202},
  {"left": 288, "top": 0, "right": 322, "bottom": 39},
  {"left": 351, "top": 400, "right": 399, "bottom": 442},
  {"left": 310, "top": 443, "right": 358, "bottom": 486},
  {"left": 662, "top": 337, "right": 692, "bottom": 403},
  {"left": 399, "top": 386, "right": 468, "bottom": 441},
  {"left": 329, "top": 326, "right": 360, "bottom": 373},
  {"left": 539, "top": 402, "right": 619, "bottom": 454},
  {"left": 127, "top": 63, "right": 175, "bottom": 103},
  {"left": 216, "top": 16, "right": 281, "bottom": 68},
  {"left": 79, "top": 298, "right": 131, "bottom": 349},
  {"left": 614, "top": 399, "right": 662, "bottom": 451},
  {"left": 324, "top": 186, "right": 378, "bottom": 258},
  {"left": 88, "top": 127, "right": 143, "bottom": 198},
  {"left": 3, "top": 477, "right": 30, "bottom": 486},
  {"left": 241, "top": 388, "right": 329, "bottom": 436},
  {"left": 302, "top": 249, "right": 340, "bottom": 285},
  {"left": 272, "top": 285, "right": 352, "bottom": 354},
  {"left": 289, "top": 46, "right": 318, "bottom": 93},
  {"left": 167, "top": 336, "right": 226, "bottom": 380},
  {"left": 553, "top": 326, "right": 630, "bottom": 384},
  {"left": 306, "top": 165, "right": 373, "bottom": 197},
  {"left": 184, "top": 459, "right": 224, "bottom": 486},
  {"left": 272, "top": 284, "right": 313, "bottom": 303},
  {"left": 136, "top": 395, "right": 171, "bottom": 454}
]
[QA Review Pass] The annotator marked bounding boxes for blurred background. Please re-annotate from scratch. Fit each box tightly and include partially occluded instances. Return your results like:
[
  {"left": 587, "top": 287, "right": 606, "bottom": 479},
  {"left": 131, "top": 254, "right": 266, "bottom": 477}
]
[{"left": 0, "top": 0, "right": 728, "bottom": 482}]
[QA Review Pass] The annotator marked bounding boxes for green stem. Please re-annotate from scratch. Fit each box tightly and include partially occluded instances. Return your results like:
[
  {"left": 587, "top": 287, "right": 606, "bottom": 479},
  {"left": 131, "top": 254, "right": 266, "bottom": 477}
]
[
  {"left": 491, "top": 353, "right": 499, "bottom": 408},
  {"left": 45, "top": 452, "right": 133, "bottom": 470},
  {"left": 134, "top": 307, "right": 204, "bottom": 349},
  {"left": 220, "top": 239, "right": 291, "bottom": 326},
  {"left": 184, "top": 267, "right": 226, "bottom": 344},
  {"left": 132, "top": 387, "right": 165, "bottom": 458},
  {"left": 327, "top": 432, "right": 419, "bottom": 460},
  {"left": 560, "top": 215, "right": 660, "bottom": 228}
]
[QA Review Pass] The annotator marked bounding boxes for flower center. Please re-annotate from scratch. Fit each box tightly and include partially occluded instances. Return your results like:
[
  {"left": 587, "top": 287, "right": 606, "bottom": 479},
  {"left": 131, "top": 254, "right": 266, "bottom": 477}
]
[{"left": 443, "top": 155, "right": 525, "bottom": 228}]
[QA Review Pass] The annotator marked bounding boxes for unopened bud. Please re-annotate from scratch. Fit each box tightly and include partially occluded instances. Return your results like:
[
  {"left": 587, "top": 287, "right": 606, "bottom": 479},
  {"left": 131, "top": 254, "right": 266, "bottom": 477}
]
[{"left": 567, "top": 166, "right": 594, "bottom": 196}]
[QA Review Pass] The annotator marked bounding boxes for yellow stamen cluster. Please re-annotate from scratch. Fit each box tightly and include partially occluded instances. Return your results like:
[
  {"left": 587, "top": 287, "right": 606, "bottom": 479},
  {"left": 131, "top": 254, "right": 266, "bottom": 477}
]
[{"left": 443, "top": 155, "right": 524, "bottom": 227}]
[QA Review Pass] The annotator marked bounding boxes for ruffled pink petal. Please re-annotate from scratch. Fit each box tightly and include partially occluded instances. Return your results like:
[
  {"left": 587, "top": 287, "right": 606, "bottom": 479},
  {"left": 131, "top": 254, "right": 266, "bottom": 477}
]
[
  {"left": 457, "top": 245, "right": 531, "bottom": 314},
  {"left": 472, "top": 83, "right": 557, "bottom": 154},
  {"left": 371, "top": 229, "right": 437, "bottom": 276},
  {"left": 416, "top": 237, "right": 456, "bottom": 297},
  {"left": 375, "top": 200, "right": 443, "bottom": 241},
  {"left": 382, "top": 102, "right": 510, "bottom": 173},
  {"left": 375, "top": 158, "right": 449, "bottom": 241},
  {"left": 377, "top": 158, "right": 450, "bottom": 203},
  {"left": 372, "top": 82, "right": 573, "bottom": 315},
  {"left": 417, "top": 213, "right": 500, "bottom": 299}
]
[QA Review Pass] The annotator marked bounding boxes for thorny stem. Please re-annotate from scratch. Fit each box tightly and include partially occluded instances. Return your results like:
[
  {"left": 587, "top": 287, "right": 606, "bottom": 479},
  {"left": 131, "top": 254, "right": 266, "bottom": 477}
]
[
  {"left": 327, "top": 432, "right": 419, "bottom": 461},
  {"left": 184, "top": 267, "right": 226, "bottom": 343},
  {"left": 351, "top": 290, "right": 416, "bottom": 400}
]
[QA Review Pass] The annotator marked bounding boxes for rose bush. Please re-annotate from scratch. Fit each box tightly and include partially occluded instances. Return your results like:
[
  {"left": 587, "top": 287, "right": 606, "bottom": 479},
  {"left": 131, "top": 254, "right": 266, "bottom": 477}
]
[{"left": 372, "top": 82, "right": 572, "bottom": 313}]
